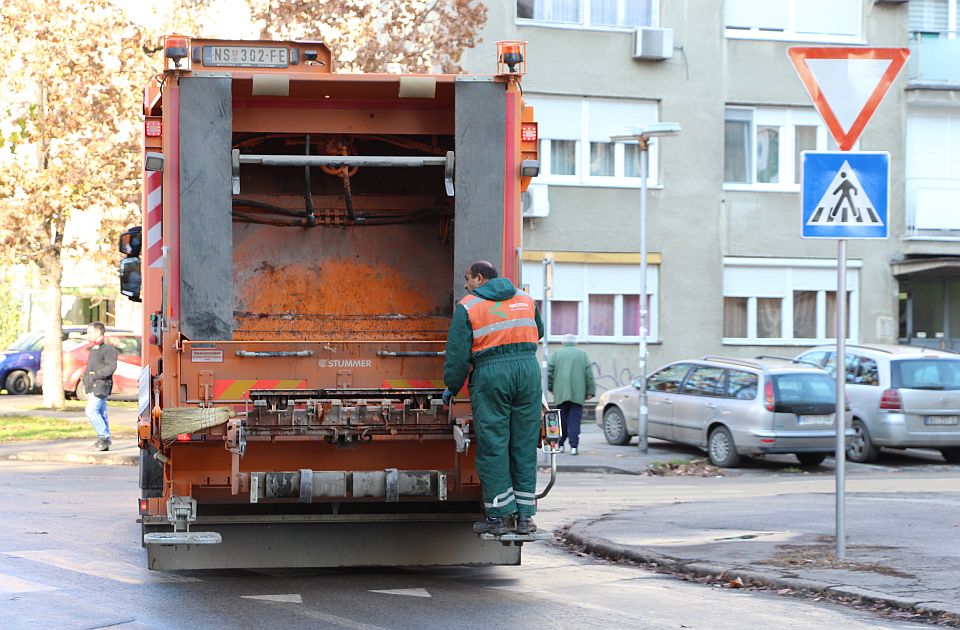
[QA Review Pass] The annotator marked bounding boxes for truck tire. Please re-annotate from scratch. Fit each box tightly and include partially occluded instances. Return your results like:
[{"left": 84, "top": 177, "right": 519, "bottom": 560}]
[
  {"left": 5, "top": 371, "right": 31, "bottom": 395},
  {"left": 139, "top": 445, "right": 164, "bottom": 498}
]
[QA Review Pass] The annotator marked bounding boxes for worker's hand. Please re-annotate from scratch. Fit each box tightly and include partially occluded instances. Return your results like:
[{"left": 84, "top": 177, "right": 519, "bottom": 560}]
[{"left": 441, "top": 388, "right": 454, "bottom": 406}]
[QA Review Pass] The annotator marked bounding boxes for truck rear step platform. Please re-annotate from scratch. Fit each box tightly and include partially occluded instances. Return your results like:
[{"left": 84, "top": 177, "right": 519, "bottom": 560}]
[{"left": 144, "top": 519, "right": 520, "bottom": 570}]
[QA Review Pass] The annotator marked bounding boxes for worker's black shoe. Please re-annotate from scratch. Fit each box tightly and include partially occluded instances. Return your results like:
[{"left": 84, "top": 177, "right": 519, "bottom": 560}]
[
  {"left": 515, "top": 516, "right": 537, "bottom": 535},
  {"left": 93, "top": 438, "right": 111, "bottom": 452},
  {"left": 473, "top": 516, "right": 508, "bottom": 536}
]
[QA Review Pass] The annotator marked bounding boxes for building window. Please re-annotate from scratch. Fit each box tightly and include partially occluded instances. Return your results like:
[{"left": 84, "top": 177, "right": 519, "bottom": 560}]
[
  {"left": 724, "top": 0, "right": 861, "bottom": 42},
  {"left": 517, "top": 0, "right": 654, "bottom": 29},
  {"left": 724, "top": 107, "right": 828, "bottom": 190},
  {"left": 528, "top": 96, "right": 660, "bottom": 187},
  {"left": 906, "top": 111, "right": 960, "bottom": 236},
  {"left": 524, "top": 260, "right": 658, "bottom": 343},
  {"left": 723, "top": 258, "right": 860, "bottom": 344}
]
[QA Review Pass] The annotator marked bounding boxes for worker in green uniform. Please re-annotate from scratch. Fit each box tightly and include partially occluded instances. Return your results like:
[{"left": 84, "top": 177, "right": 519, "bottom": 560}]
[{"left": 442, "top": 261, "right": 544, "bottom": 535}]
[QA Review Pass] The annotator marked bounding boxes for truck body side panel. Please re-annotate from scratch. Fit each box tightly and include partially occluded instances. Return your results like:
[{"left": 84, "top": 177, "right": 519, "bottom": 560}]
[
  {"left": 454, "top": 79, "right": 506, "bottom": 302},
  {"left": 179, "top": 77, "right": 234, "bottom": 341}
]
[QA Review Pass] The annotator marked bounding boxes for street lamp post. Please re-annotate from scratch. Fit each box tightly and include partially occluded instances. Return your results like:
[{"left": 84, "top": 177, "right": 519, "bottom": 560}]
[{"left": 611, "top": 123, "right": 681, "bottom": 454}]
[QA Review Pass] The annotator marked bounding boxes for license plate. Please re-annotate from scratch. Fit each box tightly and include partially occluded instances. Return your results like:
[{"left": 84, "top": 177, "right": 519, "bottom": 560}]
[
  {"left": 924, "top": 415, "right": 960, "bottom": 426},
  {"left": 202, "top": 46, "right": 288, "bottom": 68},
  {"left": 798, "top": 414, "right": 834, "bottom": 426}
]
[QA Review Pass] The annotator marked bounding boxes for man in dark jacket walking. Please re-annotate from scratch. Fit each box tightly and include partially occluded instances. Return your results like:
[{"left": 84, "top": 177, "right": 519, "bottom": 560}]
[
  {"left": 83, "top": 322, "right": 118, "bottom": 451},
  {"left": 443, "top": 261, "right": 544, "bottom": 536},
  {"left": 548, "top": 334, "right": 595, "bottom": 455}
]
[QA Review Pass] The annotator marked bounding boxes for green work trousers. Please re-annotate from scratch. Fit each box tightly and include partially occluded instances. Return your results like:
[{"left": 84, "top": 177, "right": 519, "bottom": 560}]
[{"left": 469, "top": 354, "right": 542, "bottom": 518}]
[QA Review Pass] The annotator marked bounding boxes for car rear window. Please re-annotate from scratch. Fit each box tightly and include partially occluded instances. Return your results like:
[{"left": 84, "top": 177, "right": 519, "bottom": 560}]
[
  {"left": 772, "top": 373, "right": 836, "bottom": 405},
  {"left": 891, "top": 359, "right": 960, "bottom": 390}
]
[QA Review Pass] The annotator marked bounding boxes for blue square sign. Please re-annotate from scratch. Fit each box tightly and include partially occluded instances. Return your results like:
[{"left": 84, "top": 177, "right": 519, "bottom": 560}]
[{"left": 801, "top": 151, "right": 889, "bottom": 239}]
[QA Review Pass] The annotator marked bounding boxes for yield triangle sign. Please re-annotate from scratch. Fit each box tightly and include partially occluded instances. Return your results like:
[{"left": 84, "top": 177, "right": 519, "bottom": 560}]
[
  {"left": 806, "top": 161, "right": 883, "bottom": 227},
  {"left": 788, "top": 47, "right": 909, "bottom": 151}
]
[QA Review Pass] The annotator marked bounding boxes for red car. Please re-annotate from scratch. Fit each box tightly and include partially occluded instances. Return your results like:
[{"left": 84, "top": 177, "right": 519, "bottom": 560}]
[{"left": 61, "top": 330, "right": 143, "bottom": 400}]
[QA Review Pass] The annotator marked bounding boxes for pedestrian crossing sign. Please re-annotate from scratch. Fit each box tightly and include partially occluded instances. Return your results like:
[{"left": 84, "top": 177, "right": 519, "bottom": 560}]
[{"left": 801, "top": 151, "right": 889, "bottom": 239}]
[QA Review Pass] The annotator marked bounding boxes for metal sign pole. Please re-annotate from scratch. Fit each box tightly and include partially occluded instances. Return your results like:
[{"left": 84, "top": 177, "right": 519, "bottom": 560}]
[
  {"left": 835, "top": 238, "right": 847, "bottom": 561},
  {"left": 541, "top": 254, "right": 553, "bottom": 402},
  {"left": 637, "top": 142, "right": 650, "bottom": 455}
]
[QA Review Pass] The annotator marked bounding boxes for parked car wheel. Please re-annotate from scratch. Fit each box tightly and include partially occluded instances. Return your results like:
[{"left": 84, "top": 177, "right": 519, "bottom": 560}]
[
  {"left": 74, "top": 379, "right": 89, "bottom": 401},
  {"left": 796, "top": 453, "right": 827, "bottom": 467},
  {"left": 847, "top": 419, "right": 879, "bottom": 463},
  {"left": 4, "top": 370, "right": 31, "bottom": 395},
  {"left": 708, "top": 426, "right": 740, "bottom": 468},
  {"left": 941, "top": 447, "right": 960, "bottom": 463},
  {"left": 602, "top": 406, "right": 631, "bottom": 445}
]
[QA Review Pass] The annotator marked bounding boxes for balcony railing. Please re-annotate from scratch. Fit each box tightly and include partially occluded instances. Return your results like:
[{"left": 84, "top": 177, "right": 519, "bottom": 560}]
[{"left": 909, "top": 31, "right": 960, "bottom": 87}]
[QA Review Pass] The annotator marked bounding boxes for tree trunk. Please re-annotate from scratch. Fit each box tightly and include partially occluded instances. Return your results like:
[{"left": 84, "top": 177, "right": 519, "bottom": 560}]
[{"left": 39, "top": 253, "right": 65, "bottom": 410}]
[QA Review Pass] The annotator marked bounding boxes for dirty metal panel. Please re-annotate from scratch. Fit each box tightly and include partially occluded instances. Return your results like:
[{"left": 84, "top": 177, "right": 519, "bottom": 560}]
[
  {"left": 454, "top": 78, "right": 506, "bottom": 304},
  {"left": 180, "top": 76, "right": 235, "bottom": 340},
  {"left": 232, "top": 222, "right": 452, "bottom": 341}
]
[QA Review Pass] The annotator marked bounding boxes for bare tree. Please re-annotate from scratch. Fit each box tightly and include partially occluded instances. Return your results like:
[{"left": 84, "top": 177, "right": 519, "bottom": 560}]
[
  {"left": 249, "top": 0, "right": 488, "bottom": 73},
  {"left": 0, "top": 1, "right": 192, "bottom": 407}
]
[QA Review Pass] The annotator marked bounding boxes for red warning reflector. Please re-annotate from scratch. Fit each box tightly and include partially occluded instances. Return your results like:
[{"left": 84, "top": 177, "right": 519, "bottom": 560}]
[
  {"left": 176, "top": 433, "right": 192, "bottom": 442},
  {"left": 145, "top": 120, "right": 162, "bottom": 137},
  {"left": 520, "top": 123, "right": 538, "bottom": 143},
  {"left": 138, "top": 498, "right": 149, "bottom": 514}
]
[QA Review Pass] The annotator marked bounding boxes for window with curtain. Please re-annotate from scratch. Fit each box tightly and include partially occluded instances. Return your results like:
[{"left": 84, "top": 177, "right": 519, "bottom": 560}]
[
  {"left": 588, "top": 295, "right": 615, "bottom": 335},
  {"left": 526, "top": 96, "right": 659, "bottom": 185},
  {"left": 523, "top": 262, "right": 658, "bottom": 342},
  {"left": 723, "top": 259, "right": 860, "bottom": 343},
  {"left": 518, "top": 0, "right": 653, "bottom": 28},
  {"left": 590, "top": 142, "right": 615, "bottom": 176},
  {"left": 724, "top": 106, "right": 827, "bottom": 188},
  {"left": 550, "top": 301, "right": 580, "bottom": 335}
]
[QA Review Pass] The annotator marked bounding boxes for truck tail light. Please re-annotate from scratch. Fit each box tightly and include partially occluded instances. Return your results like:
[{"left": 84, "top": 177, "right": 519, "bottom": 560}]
[
  {"left": 764, "top": 380, "right": 775, "bottom": 412},
  {"left": 138, "top": 498, "right": 149, "bottom": 515},
  {"left": 521, "top": 122, "right": 538, "bottom": 143},
  {"left": 145, "top": 120, "right": 162, "bottom": 137},
  {"left": 880, "top": 388, "right": 902, "bottom": 411}
]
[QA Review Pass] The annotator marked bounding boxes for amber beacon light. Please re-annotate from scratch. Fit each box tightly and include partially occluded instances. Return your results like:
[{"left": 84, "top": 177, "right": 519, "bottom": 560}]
[
  {"left": 164, "top": 36, "right": 189, "bottom": 68},
  {"left": 496, "top": 41, "right": 527, "bottom": 76}
]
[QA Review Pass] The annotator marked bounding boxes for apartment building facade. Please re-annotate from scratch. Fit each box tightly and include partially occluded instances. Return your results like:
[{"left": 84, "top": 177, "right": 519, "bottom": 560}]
[{"left": 462, "top": 0, "right": 915, "bottom": 393}]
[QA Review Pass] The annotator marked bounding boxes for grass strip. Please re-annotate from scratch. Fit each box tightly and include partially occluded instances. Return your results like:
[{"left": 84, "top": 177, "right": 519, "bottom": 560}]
[{"left": 0, "top": 416, "right": 136, "bottom": 442}]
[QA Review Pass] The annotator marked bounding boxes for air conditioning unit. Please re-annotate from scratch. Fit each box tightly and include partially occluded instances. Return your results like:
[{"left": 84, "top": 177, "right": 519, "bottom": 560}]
[
  {"left": 521, "top": 183, "right": 549, "bottom": 218},
  {"left": 633, "top": 27, "right": 674, "bottom": 61}
]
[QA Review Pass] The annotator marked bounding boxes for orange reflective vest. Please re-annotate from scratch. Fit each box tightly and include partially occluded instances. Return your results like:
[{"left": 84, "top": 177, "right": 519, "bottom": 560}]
[{"left": 459, "top": 291, "right": 539, "bottom": 354}]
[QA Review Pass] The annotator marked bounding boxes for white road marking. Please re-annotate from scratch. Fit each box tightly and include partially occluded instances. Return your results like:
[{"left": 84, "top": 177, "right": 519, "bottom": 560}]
[
  {"left": 241, "top": 593, "right": 303, "bottom": 604},
  {"left": 4, "top": 550, "right": 199, "bottom": 584},
  {"left": 0, "top": 572, "right": 57, "bottom": 593},
  {"left": 369, "top": 588, "right": 431, "bottom": 598},
  {"left": 484, "top": 584, "right": 544, "bottom": 594}
]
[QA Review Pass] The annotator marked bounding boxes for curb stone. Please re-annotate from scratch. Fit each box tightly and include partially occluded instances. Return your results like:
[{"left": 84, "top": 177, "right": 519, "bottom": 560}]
[{"left": 561, "top": 526, "right": 960, "bottom": 627}]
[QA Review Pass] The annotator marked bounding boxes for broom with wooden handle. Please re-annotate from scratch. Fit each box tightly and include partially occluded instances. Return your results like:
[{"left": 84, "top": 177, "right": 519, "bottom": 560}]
[{"left": 160, "top": 407, "right": 233, "bottom": 440}]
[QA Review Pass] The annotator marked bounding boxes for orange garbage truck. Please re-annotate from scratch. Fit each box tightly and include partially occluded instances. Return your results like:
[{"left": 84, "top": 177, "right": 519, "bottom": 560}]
[{"left": 117, "top": 37, "right": 557, "bottom": 570}]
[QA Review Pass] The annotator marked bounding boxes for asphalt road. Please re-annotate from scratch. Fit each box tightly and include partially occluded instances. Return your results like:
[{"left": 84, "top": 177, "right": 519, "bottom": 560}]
[{"left": 0, "top": 461, "right": 945, "bottom": 630}]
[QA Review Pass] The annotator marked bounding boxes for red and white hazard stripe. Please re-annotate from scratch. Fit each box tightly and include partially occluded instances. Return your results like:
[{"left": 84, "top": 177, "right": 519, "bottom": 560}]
[{"left": 145, "top": 171, "right": 163, "bottom": 268}]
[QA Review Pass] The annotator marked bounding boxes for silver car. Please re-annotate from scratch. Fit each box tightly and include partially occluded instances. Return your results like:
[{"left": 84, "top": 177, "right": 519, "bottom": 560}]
[
  {"left": 796, "top": 344, "right": 960, "bottom": 463},
  {"left": 595, "top": 356, "right": 851, "bottom": 467}
]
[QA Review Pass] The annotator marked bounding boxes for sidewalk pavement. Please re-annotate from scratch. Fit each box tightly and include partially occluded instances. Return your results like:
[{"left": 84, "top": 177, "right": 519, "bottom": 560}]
[{"left": 0, "top": 394, "right": 139, "bottom": 466}]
